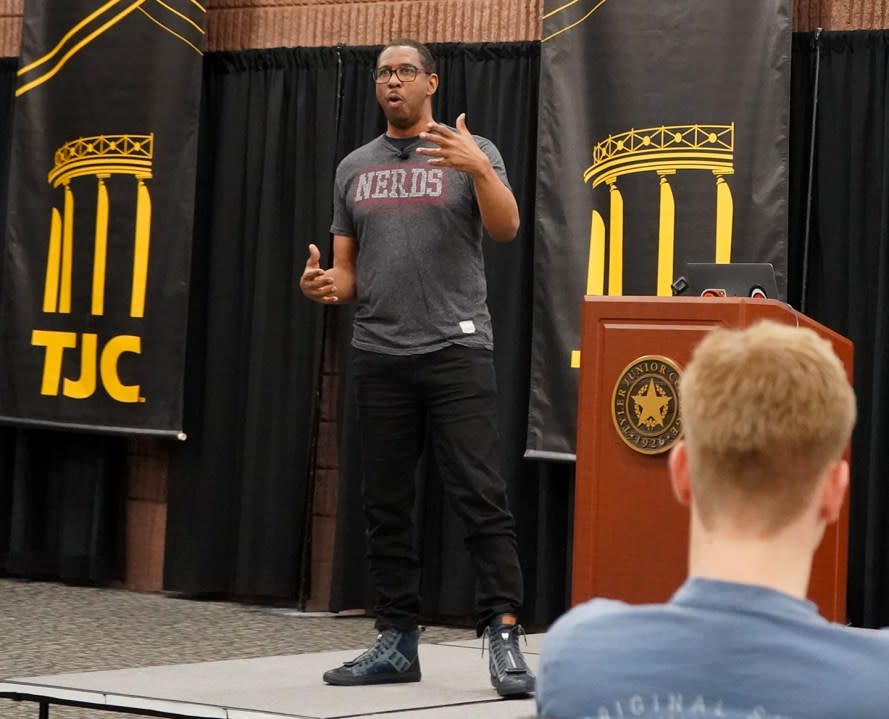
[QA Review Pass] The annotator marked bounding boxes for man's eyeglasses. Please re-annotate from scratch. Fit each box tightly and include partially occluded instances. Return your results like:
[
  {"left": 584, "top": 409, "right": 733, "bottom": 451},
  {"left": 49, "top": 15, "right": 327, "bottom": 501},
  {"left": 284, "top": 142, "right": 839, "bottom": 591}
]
[{"left": 373, "top": 64, "right": 430, "bottom": 83}]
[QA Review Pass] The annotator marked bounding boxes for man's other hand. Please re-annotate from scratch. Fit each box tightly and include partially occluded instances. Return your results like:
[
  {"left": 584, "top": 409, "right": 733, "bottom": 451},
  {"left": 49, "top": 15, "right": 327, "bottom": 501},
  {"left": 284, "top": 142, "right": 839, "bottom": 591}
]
[{"left": 300, "top": 243, "right": 340, "bottom": 303}]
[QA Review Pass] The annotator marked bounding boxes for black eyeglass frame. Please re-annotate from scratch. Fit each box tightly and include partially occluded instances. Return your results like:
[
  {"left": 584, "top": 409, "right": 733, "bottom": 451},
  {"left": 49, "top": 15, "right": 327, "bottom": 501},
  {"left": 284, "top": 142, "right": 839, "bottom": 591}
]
[{"left": 372, "top": 64, "right": 432, "bottom": 83}]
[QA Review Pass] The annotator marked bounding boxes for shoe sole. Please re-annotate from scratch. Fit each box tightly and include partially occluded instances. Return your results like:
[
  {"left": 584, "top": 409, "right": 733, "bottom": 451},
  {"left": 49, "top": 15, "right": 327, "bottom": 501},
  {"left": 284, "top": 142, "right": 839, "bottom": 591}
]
[
  {"left": 324, "top": 672, "right": 421, "bottom": 686},
  {"left": 494, "top": 687, "right": 533, "bottom": 698},
  {"left": 490, "top": 678, "right": 534, "bottom": 698},
  {"left": 494, "top": 687, "right": 534, "bottom": 699}
]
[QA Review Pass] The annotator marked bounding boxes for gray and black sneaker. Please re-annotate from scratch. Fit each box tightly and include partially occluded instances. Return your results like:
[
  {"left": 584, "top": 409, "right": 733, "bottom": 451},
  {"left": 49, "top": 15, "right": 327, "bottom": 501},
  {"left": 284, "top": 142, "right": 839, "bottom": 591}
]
[
  {"left": 484, "top": 616, "right": 535, "bottom": 698},
  {"left": 323, "top": 627, "right": 422, "bottom": 686}
]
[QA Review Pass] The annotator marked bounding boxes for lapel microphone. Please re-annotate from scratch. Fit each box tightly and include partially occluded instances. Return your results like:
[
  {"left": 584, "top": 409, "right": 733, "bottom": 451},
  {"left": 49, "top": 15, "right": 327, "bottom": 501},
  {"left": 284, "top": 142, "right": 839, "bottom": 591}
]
[{"left": 387, "top": 137, "right": 415, "bottom": 160}]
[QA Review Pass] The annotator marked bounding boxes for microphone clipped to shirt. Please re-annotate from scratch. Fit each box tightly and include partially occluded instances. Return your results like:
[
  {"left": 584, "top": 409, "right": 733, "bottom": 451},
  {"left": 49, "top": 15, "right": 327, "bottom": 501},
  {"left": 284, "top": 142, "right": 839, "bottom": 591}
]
[{"left": 386, "top": 136, "right": 417, "bottom": 160}]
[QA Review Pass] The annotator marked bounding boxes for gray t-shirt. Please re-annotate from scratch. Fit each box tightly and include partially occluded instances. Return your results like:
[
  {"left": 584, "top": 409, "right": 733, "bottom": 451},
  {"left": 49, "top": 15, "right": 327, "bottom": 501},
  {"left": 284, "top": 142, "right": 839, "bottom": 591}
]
[
  {"left": 537, "top": 577, "right": 889, "bottom": 719},
  {"left": 329, "top": 132, "right": 511, "bottom": 355}
]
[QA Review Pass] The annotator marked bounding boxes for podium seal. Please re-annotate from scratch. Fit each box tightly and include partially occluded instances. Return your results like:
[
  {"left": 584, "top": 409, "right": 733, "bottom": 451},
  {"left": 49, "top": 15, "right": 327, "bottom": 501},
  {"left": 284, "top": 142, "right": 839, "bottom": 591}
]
[{"left": 612, "top": 355, "right": 683, "bottom": 455}]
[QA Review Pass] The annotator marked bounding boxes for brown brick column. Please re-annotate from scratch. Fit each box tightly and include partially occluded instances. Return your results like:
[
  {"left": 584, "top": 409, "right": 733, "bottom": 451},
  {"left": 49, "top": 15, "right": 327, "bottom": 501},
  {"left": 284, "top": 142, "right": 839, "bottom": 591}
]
[
  {"left": 122, "top": 437, "right": 170, "bottom": 591},
  {"left": 305, "top": 308, "right": 343, "bottom": 611}
]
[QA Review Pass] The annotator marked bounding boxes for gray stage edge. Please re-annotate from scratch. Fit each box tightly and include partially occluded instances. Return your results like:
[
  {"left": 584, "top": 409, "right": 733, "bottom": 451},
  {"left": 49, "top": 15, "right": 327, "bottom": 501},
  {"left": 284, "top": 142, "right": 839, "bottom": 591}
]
[{"left": 0, "top": 634, "right": 544, "bottom": 719}]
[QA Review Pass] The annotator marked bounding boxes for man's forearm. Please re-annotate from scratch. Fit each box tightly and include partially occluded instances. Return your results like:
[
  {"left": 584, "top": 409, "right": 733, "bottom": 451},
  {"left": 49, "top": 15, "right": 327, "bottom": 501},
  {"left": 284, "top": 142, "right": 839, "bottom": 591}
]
[{"left": 474, "top": 167, "right": 520, "bottom": 242}]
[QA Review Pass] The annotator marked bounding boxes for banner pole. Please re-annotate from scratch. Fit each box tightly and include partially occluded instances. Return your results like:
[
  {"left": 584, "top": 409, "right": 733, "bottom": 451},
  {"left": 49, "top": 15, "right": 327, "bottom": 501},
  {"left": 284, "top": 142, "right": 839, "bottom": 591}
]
[{"left": 801, "top": 27, "right": 823, "bottom": 314}]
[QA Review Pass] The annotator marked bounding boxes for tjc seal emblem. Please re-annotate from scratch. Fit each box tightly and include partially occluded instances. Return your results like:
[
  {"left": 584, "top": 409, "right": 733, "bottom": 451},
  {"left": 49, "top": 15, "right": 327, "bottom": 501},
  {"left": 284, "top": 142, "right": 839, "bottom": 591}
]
[{"left": 612, "top": 355, "right": 682, "bottom": 455}]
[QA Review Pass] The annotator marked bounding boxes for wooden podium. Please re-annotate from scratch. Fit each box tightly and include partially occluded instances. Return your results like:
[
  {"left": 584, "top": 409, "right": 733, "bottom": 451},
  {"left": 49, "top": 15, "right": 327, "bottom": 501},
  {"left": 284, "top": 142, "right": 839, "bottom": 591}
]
[{"left": 572, "top": 296, "right": 853, "bottom": 622}]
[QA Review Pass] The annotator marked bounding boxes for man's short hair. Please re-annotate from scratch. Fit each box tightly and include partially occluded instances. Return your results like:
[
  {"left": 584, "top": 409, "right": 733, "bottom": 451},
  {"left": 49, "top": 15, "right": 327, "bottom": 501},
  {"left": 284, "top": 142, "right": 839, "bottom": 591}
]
[
  {"left": 679, "top": 320, "right": 856, "bottom": 535},
  {"left": 379, "top": 38, "right": 436, "bottom": 74}
]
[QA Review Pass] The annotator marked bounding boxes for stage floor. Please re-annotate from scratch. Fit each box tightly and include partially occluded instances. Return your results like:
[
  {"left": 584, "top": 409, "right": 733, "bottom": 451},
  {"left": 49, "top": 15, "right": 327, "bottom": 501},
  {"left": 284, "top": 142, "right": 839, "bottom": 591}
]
[{"left": 0, "top": 634, "right": 543, "bottom": 719}]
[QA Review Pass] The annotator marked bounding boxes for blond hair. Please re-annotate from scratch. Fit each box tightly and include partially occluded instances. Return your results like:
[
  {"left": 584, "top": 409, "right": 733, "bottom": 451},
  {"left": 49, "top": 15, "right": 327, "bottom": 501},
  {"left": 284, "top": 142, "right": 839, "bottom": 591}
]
[{"left": 679, "top": 320, "right": 856, "bottom": 535}]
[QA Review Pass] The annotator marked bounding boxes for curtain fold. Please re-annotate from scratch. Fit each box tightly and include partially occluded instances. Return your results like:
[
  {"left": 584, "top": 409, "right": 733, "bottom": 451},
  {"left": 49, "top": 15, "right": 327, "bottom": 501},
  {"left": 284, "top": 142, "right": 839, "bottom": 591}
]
[
  {"left": 788, "top": 32, "right": 818, "bottom": 312},
  {"left": 0, "top": 58, "right": 16, "bottom": 570},
  {"left": 163, "top": 48, "right": 338, "bottom": 597},
  {"left": 1, "top": 430, "right": 125, "bottom": 580}
]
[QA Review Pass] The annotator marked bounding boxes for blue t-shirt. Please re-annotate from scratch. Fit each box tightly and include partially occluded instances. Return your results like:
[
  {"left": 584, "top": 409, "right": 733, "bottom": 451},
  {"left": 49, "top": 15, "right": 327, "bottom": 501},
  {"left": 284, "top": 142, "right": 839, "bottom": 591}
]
[{"left": 537, "top": 578, "right": 889, "bottom": 719}]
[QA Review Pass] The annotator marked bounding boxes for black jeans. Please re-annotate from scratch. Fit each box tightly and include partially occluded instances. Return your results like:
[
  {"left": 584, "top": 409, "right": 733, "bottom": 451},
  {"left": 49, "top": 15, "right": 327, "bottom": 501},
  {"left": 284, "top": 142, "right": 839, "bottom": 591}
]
[{"left": 353, "top": 344, "right": 523, "bottom": 635}]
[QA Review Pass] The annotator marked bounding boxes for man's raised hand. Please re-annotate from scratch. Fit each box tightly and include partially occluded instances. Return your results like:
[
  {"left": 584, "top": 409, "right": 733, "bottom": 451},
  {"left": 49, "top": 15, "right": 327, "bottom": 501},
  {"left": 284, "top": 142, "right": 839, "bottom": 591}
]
[{"left": 416, "top": 113, "right": 490, "bottom": 177}]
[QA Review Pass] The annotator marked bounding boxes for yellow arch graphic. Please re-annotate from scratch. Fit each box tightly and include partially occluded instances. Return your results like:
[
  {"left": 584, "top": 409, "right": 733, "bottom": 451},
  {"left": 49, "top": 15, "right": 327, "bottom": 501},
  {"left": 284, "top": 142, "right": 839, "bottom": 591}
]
[
  {"left": 585, "top": 124, "right": 735, "bottom": 187},
  {"left": 49, "top": 134, "right": 154, "bottom": 187}
]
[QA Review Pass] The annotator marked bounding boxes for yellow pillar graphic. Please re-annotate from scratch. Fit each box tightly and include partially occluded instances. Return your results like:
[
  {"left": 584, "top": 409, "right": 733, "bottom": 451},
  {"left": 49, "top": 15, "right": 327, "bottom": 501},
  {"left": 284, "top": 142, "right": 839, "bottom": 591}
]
[
  {"left": 45, "top": 133, "right": 155, "bottom": 318},
  {"left": 657, "top": 172, "right": 676, "bottom": 296},
  {"left": 131, "top": 177, "right": 152, "bottom": 318},
  {"left": 607, "top": 180, "right": 624, "bottom": 296},
  {"left": 43, "top": 208, "right": 62, "bottom": 313},
  {"left": 715, "top": 174, "right": 734, "bottom": 263},
  {"left": 587, "top": 209, "right": 605, "bottom": 296},
  {"left": 59, "top": 183, "right": 75, "bottom": 313},
  {"left": 92, "top": 176, "right": 110, "bottom": 316}
]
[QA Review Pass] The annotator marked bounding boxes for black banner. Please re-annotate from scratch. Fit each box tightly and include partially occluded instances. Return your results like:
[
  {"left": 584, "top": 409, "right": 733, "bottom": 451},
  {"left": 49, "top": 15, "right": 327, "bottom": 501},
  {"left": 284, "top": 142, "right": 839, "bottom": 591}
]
[
  {"left": 0, "top": 1, "right": 206, "bottom": 436},
  {"left": 528, "top": 0, "right": 792, "bottom": 459}
]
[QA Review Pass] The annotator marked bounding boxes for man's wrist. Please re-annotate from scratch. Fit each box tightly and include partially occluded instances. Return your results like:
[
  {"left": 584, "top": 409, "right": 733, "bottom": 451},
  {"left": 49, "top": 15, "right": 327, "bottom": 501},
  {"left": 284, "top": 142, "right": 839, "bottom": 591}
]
[{"left": 471, "top": 160, "right": 497, "bottom": 182}]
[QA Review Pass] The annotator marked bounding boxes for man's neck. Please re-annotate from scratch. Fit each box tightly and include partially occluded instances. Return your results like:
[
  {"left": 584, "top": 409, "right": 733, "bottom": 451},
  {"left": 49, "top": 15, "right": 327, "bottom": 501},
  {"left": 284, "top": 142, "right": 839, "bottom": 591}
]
[
  {"left": 387, "top": 115, "right": 433, "bottom": 139},
  {"left": 687, "top": 514, "right": 816, "bottom": 599}
]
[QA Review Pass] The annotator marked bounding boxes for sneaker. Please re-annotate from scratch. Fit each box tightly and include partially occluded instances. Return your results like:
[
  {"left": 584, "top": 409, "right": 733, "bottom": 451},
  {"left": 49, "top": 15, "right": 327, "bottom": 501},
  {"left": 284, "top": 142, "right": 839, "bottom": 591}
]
[
  {"left": 323, "top": 627, "right": 422, "bottom": 686},
  {"left": 484, "top": 615, "right": 535, "bottom": 698}
]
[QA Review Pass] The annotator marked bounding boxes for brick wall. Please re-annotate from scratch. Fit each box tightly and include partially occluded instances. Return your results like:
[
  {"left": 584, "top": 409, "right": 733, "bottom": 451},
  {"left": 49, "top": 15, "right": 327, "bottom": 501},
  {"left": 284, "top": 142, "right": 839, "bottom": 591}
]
[
  {"left": 795, "top": 0, "right": 889, "bottom": 30},
  {"left": 123, "top": 438, "right": 169, "bottom": 592},
  {"left": 207, "top": 0, "right": 540, "bottom": 50},
  {"left": 0, "top": 0, "right": 19, "bottom": 56},
  {"left": 0, "top": 1, "right": 885, "bottom": 58}
]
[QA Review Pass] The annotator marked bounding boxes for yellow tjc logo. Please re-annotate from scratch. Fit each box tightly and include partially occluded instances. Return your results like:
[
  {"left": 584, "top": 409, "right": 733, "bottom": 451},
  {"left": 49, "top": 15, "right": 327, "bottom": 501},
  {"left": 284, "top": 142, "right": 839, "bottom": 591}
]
[{"left": 31, "top": 330, "right": 143, "bottom": 403}]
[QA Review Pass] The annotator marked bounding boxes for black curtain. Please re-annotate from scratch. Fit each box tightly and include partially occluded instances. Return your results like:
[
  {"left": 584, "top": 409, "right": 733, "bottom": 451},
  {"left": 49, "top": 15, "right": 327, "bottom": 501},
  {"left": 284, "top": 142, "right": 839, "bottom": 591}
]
[
  {"left": 0, "top": 59, "right": 16, "bottom": 570},
  {"left": 163, "top": 49, "right": 338, "bottom": 597},
  {"left": 0, "top": 430, "right": 124, "bottom": 580},
  {"left": 326, "top": 43, "right": 571, "bottom": 629},
  {"left": 790, "top": 31, "right": 889, "bottom": 628}
]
